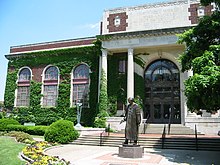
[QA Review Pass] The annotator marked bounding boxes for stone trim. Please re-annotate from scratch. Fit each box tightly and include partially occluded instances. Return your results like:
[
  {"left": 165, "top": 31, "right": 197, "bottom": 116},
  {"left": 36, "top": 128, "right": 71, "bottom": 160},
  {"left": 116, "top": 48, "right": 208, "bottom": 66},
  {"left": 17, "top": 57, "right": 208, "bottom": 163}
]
[
  {"left": 100, "top": 26, "right": 192, "bottom": 41},
  {"left": 10, "top": 37, "right": 96, "bottom": 54},
  {"left": 106, "top": 0, "right": 200, "bottom": 14}
]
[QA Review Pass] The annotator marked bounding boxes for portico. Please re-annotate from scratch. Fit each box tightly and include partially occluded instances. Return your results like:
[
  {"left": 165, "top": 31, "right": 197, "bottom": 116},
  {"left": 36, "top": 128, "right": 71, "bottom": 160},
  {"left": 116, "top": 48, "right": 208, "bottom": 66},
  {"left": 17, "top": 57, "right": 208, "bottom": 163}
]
[{"left": 99, "top": 27, "right": 190, "bottom": 124}]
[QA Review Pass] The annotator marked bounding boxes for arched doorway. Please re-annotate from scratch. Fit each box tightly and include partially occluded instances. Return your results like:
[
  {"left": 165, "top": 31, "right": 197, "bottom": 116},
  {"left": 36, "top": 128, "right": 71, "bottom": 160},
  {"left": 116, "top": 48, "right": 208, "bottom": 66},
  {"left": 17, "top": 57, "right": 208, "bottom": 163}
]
[{"left": 144, "top": 59, "right": 181, "bottom": 124}]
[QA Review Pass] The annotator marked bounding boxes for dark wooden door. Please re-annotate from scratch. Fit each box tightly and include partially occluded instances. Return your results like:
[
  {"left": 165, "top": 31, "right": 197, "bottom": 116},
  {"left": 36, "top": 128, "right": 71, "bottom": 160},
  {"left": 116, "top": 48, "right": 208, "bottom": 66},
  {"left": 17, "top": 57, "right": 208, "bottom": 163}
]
[{"left": 144, "top": 59, "right": 181, "bottom": 124}]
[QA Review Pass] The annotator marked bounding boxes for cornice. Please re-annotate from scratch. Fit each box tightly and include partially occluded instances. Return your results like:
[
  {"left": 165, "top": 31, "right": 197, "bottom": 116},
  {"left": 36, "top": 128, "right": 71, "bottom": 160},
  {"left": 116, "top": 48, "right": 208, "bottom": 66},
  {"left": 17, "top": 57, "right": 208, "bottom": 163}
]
[
  {"left": 99, "top": 26, "right": 194, "bottom": 41},
  {"left": 105, "top": 0, "right": 200, "bottom": 14}
]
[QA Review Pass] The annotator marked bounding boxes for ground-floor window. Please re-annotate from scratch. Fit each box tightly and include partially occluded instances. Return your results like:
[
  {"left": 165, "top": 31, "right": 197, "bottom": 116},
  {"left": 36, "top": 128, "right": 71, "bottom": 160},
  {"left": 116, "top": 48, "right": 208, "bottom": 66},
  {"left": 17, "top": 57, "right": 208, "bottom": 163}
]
[
  {"left": 16, "top": 86, "right": 30, "bottom": 106},
  {"left": 43, "top": 85, "right": 58, "bottom": 107}
]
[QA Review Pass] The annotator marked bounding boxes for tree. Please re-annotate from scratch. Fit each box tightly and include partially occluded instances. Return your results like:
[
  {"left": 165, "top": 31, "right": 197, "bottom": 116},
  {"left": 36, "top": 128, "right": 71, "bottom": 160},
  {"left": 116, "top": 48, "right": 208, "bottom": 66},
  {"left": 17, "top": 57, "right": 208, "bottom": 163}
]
[{"left": 178, "top": 0, "right": 220, "bottom": 113}]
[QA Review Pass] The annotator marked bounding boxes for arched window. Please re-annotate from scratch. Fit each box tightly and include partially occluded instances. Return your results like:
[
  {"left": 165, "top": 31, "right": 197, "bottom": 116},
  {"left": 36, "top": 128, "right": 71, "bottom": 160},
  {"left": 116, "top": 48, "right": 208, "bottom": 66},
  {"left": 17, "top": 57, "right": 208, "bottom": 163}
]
[
  {"left": 16, "top": 67, "right": 31, "bottom": 107},
  {"left": 42, "top": 66, "right": 59, "bottom": 107},
  {"left": 144, "top": 59, "right": 180, "bottom": 124},
  {"left": 72, "top": 64, "right": 90, "bottom": 107}
]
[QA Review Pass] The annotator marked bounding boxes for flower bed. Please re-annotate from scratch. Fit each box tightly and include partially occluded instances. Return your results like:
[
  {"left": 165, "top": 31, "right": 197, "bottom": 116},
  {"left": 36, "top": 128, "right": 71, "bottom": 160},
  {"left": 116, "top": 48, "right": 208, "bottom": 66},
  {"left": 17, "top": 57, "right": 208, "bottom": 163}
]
[{"left": 22, "top": 141, "right": 70, "bottom": 165}]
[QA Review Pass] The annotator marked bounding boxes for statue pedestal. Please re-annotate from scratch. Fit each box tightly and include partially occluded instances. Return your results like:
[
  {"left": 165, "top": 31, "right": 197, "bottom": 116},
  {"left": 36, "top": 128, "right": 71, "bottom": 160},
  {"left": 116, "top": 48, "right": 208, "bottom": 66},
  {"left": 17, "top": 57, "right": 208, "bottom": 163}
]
[{"left": 118, "top": 144, "right": 143, "bottom": 158}]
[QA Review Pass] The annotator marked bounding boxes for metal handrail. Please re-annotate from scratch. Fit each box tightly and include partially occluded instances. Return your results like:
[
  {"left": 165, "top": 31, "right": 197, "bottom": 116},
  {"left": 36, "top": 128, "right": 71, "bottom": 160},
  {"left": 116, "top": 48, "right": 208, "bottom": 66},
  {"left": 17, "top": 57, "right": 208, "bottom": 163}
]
[
  {"left": 162, "top": 124, "right": 166, "bottom": 149},
  {"left": 143, "top": 114, "right": 150, "bottom": 134},
  {"left": 99, "top": 124, "right": 110, "bottom": 146},
  {"left": 195, "top": 124, "right": 198, "bottom": 151}
]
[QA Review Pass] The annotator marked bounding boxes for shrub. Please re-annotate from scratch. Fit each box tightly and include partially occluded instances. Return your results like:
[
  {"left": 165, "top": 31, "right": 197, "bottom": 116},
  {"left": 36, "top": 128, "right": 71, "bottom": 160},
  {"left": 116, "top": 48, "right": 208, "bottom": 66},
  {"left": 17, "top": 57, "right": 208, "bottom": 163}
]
[
  {"left": 0, "top": 118, "right": 20, "bottom": 131},
  {"left": 94, "top": 117, "right": 106, "bottom": 128},
  {"left": 7, "top": 125, "right": 48, "bottom": 135},
  {"left": 44, "top": 120, "right": 79, "bottom": 144},
  {"left": 6, "top": 131, "right": 34, "bottom": 143}
]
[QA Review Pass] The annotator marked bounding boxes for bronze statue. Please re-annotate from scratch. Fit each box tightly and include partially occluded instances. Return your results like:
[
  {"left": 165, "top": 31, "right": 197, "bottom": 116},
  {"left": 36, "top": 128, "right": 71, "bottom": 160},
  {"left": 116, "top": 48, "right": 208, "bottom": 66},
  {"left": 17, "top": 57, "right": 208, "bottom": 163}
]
[{"left": 122, "top": 97, "right": 141, "bottom": 145}]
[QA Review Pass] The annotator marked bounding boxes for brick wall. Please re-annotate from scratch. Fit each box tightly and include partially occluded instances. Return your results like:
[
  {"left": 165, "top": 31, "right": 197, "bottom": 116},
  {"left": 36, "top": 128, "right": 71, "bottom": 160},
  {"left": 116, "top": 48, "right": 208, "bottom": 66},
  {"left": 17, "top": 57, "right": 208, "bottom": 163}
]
[
  {"left": 10, "top": 38, "right": 95, "bottom": 54},
  {"left": 107, "top": 12, "right": 128, "bottom": 33},
  {"left": 188, "top": 3, "right": 213, "bottom": 24}
]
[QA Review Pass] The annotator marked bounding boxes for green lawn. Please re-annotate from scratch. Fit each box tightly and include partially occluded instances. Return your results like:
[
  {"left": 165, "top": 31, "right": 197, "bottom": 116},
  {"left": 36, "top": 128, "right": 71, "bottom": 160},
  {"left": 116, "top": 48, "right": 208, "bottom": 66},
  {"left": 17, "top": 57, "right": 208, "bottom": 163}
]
[{"left": 0, "top": 136, "right": 26, "bottom": 165}]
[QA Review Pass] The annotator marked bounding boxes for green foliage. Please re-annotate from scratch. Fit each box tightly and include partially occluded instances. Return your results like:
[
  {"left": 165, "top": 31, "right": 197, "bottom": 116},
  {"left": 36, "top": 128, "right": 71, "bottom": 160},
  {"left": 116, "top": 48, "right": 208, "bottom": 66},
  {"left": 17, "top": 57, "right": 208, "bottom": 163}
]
[
  {"left": 94, "top": 117, "right": 107, "bottom": 128},
  {"left": 6, "top": 131, "right": 34, "bottom": 143},
  {"left": 4, "top": 71, "right": 17, "bottom": 109},
  {"left": 44, "top": 120, "right": 79, "bottom": 144},
  {"left": 178, "top": 3, "right": 220, "bottom": 112},
  {"left": 5, "top": 44, "right": 100, "bottom": 126},
  {"left": 98, "top": 69, "right": 109, "bottom": 117},
  {"left": 108, "top": 96, "right": 117, "bottom": 116},
  {"left": 6, "top": 125, "right": 48, "bottom": 135},
  {"left": 0, "top": 118, "right": 21, "bottom": 131}
]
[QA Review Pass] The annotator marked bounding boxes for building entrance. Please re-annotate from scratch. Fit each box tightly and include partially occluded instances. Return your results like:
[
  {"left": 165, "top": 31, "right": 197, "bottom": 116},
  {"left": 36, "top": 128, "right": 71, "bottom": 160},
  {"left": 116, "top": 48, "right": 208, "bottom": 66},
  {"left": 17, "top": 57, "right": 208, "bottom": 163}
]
[{"left": 144, "top": 59, "right": 181, "bottom": 124}]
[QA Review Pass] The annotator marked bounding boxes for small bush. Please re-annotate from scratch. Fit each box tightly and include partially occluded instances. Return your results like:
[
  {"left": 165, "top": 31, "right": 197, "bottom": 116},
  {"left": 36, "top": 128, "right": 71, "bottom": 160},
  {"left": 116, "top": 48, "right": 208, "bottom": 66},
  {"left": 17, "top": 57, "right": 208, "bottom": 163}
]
[
  {"left": 6, "top": 131, "right": 34, "bottom": 143},
  {"left": 7, "top": 125, "right": 48, "bottom": 135},
  {"left": 44, "top": 120, "right": 79, "bottom": 144},
  {"left": 94, "top": 117, "right": 106, "bottom": 128},
  {"left": 0, "top": 118, "right": 20, "bottom": 131}
]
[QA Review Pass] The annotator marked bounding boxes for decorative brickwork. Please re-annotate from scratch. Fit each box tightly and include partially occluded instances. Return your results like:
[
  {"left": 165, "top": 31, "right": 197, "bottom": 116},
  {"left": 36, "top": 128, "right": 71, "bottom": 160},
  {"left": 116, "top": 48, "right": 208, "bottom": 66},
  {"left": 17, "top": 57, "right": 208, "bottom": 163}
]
[
  {"left": 188, "top": 3, "right": 213, "bottom": 24},
  {"left": 32, "top": 66, "right": 45, "bottom": 82},
  {"left": 10, "top": 38, "right": 95, "bottom": 54},
  {"left": 107, "top": 12, "right": 128, "bottom": 33}
]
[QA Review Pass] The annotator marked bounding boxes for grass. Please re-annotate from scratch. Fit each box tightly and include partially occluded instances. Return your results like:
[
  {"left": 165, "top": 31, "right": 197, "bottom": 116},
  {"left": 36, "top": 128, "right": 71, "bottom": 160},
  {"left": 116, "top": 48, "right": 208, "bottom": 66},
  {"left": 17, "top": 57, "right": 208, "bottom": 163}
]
[{"left": 0, "top": 136, "right": 26, "bottom": 165}]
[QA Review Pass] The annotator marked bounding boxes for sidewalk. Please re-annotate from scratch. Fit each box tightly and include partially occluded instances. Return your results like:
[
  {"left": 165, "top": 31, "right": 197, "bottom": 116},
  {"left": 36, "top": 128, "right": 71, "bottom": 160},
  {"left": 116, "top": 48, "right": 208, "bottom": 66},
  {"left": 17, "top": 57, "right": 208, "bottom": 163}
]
[{"left": 45, "top": 144, "right": 220, "bottom": 165}]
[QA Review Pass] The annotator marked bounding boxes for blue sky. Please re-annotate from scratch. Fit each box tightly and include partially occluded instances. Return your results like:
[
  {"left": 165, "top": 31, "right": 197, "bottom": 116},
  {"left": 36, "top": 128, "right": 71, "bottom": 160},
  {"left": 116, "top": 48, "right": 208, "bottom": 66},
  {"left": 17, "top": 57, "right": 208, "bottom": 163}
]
[{"left": 0, "top": 0, "right": 167, "bottom": 101}]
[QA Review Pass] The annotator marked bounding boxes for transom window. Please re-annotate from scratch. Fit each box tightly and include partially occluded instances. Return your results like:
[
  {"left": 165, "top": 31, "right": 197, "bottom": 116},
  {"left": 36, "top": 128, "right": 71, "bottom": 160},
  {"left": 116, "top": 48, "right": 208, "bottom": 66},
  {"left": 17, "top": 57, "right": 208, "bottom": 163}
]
[
  {"left": 16, "top": 67, "right": 31, "bottom": 107},
  {"left": 19, "top": 68, "right": 31, "bottom": 81},
  {"left": 45, "top": 66, "right": 58, "bottom": 80},
  {"left": 72, "top": 64, "right": 90, "bottom": 107},
  {"left": 43, "top": 66, "right": 59, "bottom": 107}
]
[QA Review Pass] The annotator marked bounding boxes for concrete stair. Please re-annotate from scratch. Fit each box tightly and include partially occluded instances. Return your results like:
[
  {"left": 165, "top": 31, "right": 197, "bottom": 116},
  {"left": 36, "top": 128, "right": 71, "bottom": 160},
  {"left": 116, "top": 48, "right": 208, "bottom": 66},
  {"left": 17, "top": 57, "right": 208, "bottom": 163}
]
[
  {"left": 71, "top": 134, "right": 220, "bottom": 151},
  {"left": 138, "top": 124, "right": 203, "bottom": 135}
]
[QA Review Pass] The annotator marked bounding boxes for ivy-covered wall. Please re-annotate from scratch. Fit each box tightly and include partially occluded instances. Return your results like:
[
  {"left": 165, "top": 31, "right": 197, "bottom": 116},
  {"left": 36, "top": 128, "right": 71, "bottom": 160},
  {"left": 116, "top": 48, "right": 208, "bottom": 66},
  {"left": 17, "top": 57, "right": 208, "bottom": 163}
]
[
  {"left": 4, "top": 43, "right": 101, "bottom": 126},
  {"left": 107, "top": 53, "right": 145, "bottom": 116},
  {"left": 4, "top": 40, "right": 145, "bottom": 125}
]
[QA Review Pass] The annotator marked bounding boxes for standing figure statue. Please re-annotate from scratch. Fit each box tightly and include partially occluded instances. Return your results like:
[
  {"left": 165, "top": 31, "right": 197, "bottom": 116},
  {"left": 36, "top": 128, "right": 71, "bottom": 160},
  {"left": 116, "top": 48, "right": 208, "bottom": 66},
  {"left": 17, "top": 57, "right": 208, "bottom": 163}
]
[{"left": 123, "top": 97, "right": 142, "bottom": 145}]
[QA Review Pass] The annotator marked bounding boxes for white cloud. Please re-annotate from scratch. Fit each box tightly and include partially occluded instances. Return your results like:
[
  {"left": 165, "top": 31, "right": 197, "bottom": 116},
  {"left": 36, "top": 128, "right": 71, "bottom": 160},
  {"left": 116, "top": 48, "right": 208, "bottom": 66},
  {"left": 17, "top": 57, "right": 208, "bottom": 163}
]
[{"left": 79, "top": 22, "right": 100, "bottom": 30}]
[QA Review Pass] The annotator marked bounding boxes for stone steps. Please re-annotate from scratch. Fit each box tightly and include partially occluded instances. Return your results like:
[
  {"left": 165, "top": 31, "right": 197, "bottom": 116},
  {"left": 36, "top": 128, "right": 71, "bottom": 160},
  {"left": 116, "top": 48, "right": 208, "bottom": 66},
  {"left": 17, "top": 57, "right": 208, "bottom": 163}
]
[{"left": 71, "top": 134, "right": 220, "bottom": 151}]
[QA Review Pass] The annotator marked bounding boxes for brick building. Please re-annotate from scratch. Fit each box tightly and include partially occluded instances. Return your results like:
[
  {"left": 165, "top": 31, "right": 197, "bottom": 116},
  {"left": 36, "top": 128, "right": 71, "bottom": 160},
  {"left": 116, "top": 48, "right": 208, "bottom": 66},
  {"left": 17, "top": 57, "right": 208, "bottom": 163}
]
[{"left": 4, "top": 0, "right": 220, "bottom": 134}]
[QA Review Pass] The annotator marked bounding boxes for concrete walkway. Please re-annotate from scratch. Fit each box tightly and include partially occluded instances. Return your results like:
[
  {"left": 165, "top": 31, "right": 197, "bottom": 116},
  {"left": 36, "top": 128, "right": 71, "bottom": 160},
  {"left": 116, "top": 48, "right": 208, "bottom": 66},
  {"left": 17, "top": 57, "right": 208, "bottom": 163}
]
[{"left": 45, "top": 144, "right": 220, "bottom": 165}]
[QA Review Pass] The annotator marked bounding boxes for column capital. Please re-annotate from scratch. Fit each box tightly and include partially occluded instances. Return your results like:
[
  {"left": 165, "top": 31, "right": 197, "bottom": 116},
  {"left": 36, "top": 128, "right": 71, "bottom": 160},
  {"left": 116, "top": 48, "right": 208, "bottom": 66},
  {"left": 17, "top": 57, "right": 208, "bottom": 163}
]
[{"left": 128, "top": 48, "right": 134, "bottom": 55}]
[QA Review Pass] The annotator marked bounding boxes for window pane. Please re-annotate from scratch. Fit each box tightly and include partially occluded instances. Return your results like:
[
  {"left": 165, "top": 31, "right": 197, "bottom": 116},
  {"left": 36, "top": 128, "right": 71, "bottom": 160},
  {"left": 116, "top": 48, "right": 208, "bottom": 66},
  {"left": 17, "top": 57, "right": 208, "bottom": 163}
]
[
  {"left": 17, "top": 86, "right": 30, "bottom": 106},
  {"left": 119, "top": 60, "right": 126, "bottom": 73},
  {"left": 43, "top": 85, "right": 58, "bottom": 107},
  {"left": 45, "top": 66, "right": 58, "bottom": 80},
  {"left": 72, "top": 84, "right": 89, "bottom": 107},
  {"left": 73, "top": 64, "right": 89, "bottom": 79},
  {"left": 19, "top": 68, "right": 31, "bottom": 81}
]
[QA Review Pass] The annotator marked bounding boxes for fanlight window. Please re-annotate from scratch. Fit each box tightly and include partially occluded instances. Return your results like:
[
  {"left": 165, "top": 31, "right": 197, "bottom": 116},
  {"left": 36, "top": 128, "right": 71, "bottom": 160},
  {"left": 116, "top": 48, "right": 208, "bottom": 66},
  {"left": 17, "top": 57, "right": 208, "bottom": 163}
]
[
  {"left": 72, "top": 64, "right": 90, "bottom": 107},
  {"left": 43, "top": 66, "right": 59, "bottom": 107},
  {"left": 19, "top": 68, "right": 31, "bottom": 81},
  {"left": 16, "top": 68, "right": 31, "bottom": 107},
  {"left": 44, "top": 66, "right": 58, "bottom": 80}
]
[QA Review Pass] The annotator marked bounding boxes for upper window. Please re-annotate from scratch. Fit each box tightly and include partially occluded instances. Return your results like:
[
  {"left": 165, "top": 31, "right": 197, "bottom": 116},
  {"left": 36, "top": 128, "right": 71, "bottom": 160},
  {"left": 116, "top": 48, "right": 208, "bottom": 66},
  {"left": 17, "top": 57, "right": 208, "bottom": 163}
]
[
  {"left": 16, "top": 67, "right": 32, "bottom": 107},
  {"left": 73, "top": 64, "right": 90, "bottom": 79},
  {"left": 72, "top": 64, "right": 90, "bottom": 107},
  {"left": 44, "top": 66, "right": 58, "bottom": 80},
  {"left": 18, "top": 68, "right": 31, "bottom": 81},
  {"left": 42, "top": 66, "right": 59, "bottom": 107},
  {"left": 118, "top": 60, "right": 127, "bottom": 73}
]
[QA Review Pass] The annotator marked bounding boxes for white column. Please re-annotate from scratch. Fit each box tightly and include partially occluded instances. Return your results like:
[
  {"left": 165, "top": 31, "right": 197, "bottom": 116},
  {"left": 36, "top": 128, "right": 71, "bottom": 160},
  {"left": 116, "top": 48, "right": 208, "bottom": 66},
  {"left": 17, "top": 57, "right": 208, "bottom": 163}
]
[
  {"left": 127, "top": 48, "right": 134, "bottom": 99},
  {"left": 101, "top": 49, "right": 108, "bottom": 79}
]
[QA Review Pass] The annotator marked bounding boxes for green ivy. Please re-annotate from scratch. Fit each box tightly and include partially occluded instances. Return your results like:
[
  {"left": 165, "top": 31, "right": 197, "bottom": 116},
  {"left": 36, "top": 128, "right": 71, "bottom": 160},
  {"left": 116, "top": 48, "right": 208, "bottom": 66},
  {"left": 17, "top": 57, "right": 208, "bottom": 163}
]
[
  {"left": 4, "top": 39, "right": 145, "bottom": 125},
  {"left": 5, "top": 43, "right": 100, "bottom": 126},
  {"left": 4, "top": 70, "right": 17, "bottom": 109}
]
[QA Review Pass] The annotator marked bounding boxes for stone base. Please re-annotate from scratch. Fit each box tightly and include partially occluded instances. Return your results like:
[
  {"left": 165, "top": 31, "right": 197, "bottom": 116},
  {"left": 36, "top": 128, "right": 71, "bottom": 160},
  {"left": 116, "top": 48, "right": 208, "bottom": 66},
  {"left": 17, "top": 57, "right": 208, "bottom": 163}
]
[{"left": 118, "top": 145, "right": 143, "bottom": 158}]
